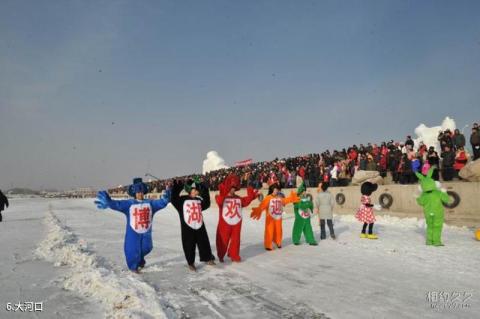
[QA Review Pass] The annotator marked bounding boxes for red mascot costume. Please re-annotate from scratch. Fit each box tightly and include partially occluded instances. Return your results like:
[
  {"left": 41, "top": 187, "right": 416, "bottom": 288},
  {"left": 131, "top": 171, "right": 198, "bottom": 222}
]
[{"left": 215, "top": 174, "right": 258, "bottom": 262}]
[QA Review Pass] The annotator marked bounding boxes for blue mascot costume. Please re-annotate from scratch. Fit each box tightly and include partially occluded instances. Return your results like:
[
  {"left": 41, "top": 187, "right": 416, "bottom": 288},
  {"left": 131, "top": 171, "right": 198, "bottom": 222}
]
[{"left": 95, "top": 178, "right": 171, "bottom": 272}]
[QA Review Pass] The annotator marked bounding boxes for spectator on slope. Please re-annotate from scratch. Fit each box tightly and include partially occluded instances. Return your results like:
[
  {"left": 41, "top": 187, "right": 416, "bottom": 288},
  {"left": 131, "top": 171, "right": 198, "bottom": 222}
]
[
  {"left": 453, "top": 129, "right": 466, "bottom": 150},
  {"left": 470, "top": 125, "right": 480, "bottom": 160},
  {"left": 453, "top": 146, "right": 470, "bottom": 179},
  {"left": 427, "top": 147, "right": 440, "bottom": 181},
  {"left": 94, "top": 178, "right": 171, "bottom": 273},
  {"left": 405, "top": 135, "right": 415, "bottom": 150},
  {"left": 0, "top": 189, "right": 9, "bottom": 222},
  {"left": 441, "top": 145, "right": 456, "bottom": 181}
]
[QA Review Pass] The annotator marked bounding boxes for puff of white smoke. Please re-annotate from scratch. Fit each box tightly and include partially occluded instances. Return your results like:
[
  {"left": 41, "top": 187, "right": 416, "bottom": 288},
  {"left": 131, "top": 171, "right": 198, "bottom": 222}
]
[
  {"left": 202, "top": 151, "right": 229, "bottom": 174},
  {"left": 413, "top": 116, "right": 456, "bottom": 151}
]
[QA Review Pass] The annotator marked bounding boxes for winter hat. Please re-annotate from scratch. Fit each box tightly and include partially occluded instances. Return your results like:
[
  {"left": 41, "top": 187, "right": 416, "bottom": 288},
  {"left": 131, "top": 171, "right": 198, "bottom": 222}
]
[
  {"left": 127, "top": 177, "right": 149, "bottom": 197},
  {"left": 360, "top": 182, "right": 378, "bottom": 196},
  {"left": 297, "top": 181, "right": 306, "bottom": 195}
]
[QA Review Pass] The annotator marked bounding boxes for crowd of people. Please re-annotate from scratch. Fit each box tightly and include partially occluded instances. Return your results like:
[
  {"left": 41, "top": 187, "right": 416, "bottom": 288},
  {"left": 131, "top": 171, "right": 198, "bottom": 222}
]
[{"left": 109, "top": 122, "right": 479, "bottom": 194}]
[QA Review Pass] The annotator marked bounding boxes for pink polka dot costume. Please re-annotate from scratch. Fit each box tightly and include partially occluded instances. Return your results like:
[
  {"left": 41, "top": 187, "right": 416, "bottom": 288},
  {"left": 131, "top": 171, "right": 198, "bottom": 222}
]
[{"left": 355, "top": 195, "right": 376, "bottom": 224}]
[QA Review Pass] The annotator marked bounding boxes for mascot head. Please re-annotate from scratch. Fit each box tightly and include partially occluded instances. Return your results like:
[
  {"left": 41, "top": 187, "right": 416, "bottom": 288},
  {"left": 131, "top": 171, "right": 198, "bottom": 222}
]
[
  {"left": 415, "top": 167, "right": 437, "bottom": 193},
  {"left": 268, "top": 183, "right": 281, "bottom": 195},
  {"left": 128, "top": 177, "right": 149, "bottom": 198},
  {"left": 360, "top": 181, "right": 378, "bottom": 196},
  {"left": 224, "top": 174, "right": 241, "bottom": 193}
]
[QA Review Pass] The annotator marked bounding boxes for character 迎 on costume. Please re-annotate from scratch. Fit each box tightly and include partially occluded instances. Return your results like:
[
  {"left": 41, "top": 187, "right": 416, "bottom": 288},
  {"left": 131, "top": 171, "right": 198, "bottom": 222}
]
[
  {"left": 171, "top": 177, "right": 215, "bottom": 271},
  {"left": 94, "top": 178, "right": 170, "bottom": 272},
  {"left": 250, "top": 183, "right": 300, "bottom": 250},
  {"left": 215, "top": 174, "right": 259, "bottom": 262},
  {"left": 355, "top": 182, "right": 380, "bottom": 239},
  {"left": 415, "top": 167, "right": 451, "bottom": 246},
  {"left": 292, "top": 182, "right": 317, "bottom": 245}
]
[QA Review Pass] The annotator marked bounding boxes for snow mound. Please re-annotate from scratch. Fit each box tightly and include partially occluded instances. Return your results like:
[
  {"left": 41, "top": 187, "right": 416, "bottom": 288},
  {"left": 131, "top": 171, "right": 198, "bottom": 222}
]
[
  {"left": 35, "top": 208, "right": 169, "bottom": 319},
  {"left": 413, "top": 116, "right": 456, "bottom": 151},
  {"left": 202, "top": 151, "right": 229, "bottom": 174}
]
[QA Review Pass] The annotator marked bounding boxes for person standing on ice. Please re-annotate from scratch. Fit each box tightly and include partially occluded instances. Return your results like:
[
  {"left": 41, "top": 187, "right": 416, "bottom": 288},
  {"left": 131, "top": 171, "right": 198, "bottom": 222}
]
[
  {"left": 315, "top": 182, "right": 336, "bottom": 240},
  {"left": 250, "top": 183, "right": 300, "bottom": 250},
  {"left": 292, "top": 182, "right": 317, "bottom": 246},
  {"left": 355, "top": 182, "right": 381, "bottom": 239},
  {"left": 415, "top": 167, "right": 451, "bottom": 246},
  {"left": 94, "top": 178, "right": 171, "bottom": 273},
  {"left": 215, "top": 174, "right": 259, "bottom": 262},
  {"left": 0, "top": 189, "right": 9, "bottom": 222},
  {"left": 171, "top": 177, "right": 215, "bottom": 271}
]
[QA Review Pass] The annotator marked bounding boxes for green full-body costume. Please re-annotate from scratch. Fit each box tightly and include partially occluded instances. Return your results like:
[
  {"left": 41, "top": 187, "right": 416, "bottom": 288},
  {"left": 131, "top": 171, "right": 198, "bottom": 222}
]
[
  {"left": 292, "top": 183, "right": 317, "bottom": 245},
  {"left": 415, "top": 167, "right": 451, "bottom": 246}
]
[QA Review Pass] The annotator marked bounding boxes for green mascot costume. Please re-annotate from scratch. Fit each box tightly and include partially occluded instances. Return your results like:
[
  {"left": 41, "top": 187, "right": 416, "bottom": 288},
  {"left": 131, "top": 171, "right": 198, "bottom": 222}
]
[
  {"left": 292, "top": 182, "right": 318, "bottom": 246},
  {"left": 415, "top": 167, "right": 451, "bottom": 246}
]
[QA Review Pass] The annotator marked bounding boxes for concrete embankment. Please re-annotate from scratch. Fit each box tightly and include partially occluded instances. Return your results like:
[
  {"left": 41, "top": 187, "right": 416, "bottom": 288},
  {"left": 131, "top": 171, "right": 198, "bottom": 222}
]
[{"left": 139, "top": 181, "right": 479, "bottom": 227}]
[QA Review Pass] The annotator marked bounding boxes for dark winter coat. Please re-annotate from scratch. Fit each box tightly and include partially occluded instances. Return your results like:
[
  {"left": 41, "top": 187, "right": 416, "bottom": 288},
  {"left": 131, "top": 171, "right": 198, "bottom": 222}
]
[
  {"left": 0, "top": 190, "right": 8, "bottom": 211},
  {"left": 441, "top": 151, "right": 455, "bottom": 168},
  {"left": 452, "top": 134, "right": 466, "bottom": 148}
]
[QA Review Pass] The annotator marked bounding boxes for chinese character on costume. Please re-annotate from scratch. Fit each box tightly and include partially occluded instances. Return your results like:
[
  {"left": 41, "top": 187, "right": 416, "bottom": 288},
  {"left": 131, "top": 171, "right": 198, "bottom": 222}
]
[
  {"left": 292, "top": 182, "right": 318, "bottom": 245},
  {"left": 415, "top": 167, "right": 451, "bottom": 246},
  {"left": 215, "top": 174, "right": 259, "bottom": 262},
  {"left": 250, "top": 183, "right": 300, "bottom": 250},
  {"left": 94, "top": 178, "right": 171, "bottom": 272},
  {"left": 171, "top": 177, "right": 215, "bottom": 271}
]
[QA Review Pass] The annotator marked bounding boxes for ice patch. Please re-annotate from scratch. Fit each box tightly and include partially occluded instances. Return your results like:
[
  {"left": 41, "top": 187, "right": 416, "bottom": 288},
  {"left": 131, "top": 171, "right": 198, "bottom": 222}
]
[{"left": 35, "top": 208, "right": 169, "bottom": 319}]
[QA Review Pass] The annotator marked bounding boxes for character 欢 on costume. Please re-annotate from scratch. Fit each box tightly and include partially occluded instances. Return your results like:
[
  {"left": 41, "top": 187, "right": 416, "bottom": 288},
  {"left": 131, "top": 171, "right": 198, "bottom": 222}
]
[
  {"left": 94, "top": 178, "right": 170, "bottom": 272},
  {"left": 250, "top": 183, "right": 300, "bottom": 250},
  {"left": 292, "top": 182, "right": 317, "bottom": 245},
  {"left": 415, "top": 167, "right": 451, "bottom": 246},
  {"left": 215, "top": 174, "right": 259, "bottom": 262},
  {"left": 355, "top": 182, "right": 381, "bottom": 239},
  {"left": 171, "top": 177, "right": 215, "bottom": 271}
]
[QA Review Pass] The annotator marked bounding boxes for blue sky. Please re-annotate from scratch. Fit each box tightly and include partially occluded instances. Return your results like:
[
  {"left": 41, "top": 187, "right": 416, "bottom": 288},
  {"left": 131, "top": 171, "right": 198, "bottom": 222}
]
[{"left": 1, "top": 0, "right": 479, "bottom": 190}]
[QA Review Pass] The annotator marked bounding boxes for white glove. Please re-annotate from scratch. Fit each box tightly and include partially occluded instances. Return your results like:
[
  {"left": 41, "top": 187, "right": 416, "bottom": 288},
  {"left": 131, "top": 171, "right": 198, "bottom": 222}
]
[{"left": 373, "top": 204, "right": 382, "bottom": 211}]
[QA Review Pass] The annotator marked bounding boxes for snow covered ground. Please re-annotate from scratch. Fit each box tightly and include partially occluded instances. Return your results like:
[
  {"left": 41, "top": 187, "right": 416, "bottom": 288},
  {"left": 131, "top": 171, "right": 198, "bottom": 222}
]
[{"left": 1, "top": 198, "right": 479, "bottom": 318}]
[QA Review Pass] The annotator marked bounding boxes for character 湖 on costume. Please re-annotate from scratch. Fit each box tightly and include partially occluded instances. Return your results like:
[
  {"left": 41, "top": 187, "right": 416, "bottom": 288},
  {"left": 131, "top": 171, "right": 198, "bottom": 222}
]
[
  {"left": 171, "top": 177, "right": 215, "bottom": 271},
  {"left": 94, "top": 178, "right": 170, "bottom": 272},
  {"left": 215, "top": 174, "right": 259, "bottom": 262},
  {"left": 415, "top": 167, "right": 451, "bottom": 246},
  {"left": 250, "top": 183, "right": 300, "bottom": 250}
]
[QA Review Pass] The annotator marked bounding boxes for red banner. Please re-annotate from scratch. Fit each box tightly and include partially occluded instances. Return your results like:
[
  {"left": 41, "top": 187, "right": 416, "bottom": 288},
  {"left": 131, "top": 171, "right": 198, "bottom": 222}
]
[{"left": 235, "top": 159, "right": 253, "bottom": 167}]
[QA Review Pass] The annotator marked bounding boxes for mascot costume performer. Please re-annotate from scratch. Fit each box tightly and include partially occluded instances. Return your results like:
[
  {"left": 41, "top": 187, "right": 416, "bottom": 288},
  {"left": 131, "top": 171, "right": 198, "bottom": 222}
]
[
  {"left": 94, "top": 178, "right": 171, "bottom": 272},
  {"left": 215, "top": 174, "right": 259, "bottom": 262},
  {"left": 415, "top": 167, "right": 451, "bottom": 246},
  {"left": 292, "top": 182, "right": 317, "bottom": 245},
  {"left": 171, "top": 177, "right": 215, "bottom": 271},
  {"left": 355, "top": 182, "right": 381, "bottom": 239},
  {"left": 251, "top": 183, "right": 300, "bottom": 250}
]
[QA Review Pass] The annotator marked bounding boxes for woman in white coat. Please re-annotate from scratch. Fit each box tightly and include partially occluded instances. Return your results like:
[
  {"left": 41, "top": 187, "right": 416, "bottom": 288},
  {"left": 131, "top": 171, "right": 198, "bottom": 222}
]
[{"left": 314, "top": 182, "right": 335, "bottom": 240}]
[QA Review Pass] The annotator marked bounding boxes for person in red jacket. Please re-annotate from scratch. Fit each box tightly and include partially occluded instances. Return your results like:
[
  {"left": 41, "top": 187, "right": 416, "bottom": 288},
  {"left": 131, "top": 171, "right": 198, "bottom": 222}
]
[
  {"left": 453, "top": 146, "right": 469, "bottom": 178},
  {"left": 216, "top": 174, "right": 259, "bottom": 262}
]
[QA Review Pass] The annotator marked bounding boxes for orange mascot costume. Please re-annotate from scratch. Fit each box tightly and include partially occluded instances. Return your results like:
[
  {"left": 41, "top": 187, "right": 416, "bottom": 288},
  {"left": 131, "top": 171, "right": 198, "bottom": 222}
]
[
  {"left": 250, "top": 183, "right": 300, "bottom": 250},
  {"left": 216, "top": 174, "right": 259, "bottom": 262}
]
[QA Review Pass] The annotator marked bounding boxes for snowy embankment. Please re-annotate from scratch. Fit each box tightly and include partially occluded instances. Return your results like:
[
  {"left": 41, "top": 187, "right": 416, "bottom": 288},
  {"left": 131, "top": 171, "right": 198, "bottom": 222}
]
[{"left": 35, "top": 205, "right": 171, "bottom": 319}]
